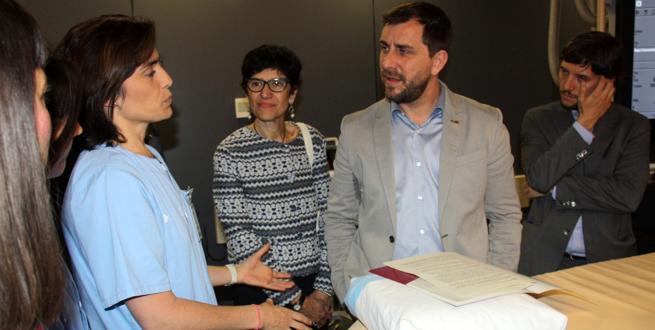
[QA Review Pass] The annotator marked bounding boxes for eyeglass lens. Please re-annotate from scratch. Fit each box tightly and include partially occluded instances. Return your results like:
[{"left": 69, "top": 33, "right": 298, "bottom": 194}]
[{"left": 247, "top": 78, "right": 288, "bottom": 92}]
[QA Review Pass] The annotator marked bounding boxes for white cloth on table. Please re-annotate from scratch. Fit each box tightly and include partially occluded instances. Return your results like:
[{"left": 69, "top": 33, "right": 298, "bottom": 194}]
[{"left": 346, "top": 275, "right": 567, "bottom": 330}]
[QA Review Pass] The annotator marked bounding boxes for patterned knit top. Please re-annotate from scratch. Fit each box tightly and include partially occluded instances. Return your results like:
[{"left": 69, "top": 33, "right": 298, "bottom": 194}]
[{"left": 212, "top": 123, "right": 333, "bottom": 305}]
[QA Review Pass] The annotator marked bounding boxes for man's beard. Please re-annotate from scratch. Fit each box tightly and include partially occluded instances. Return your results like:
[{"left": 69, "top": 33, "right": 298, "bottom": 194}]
[
  {"left": 382, "top": 69, "right": 431, "bottom": 104},
  {"left": 559, "top": 90, "right": 578, "bottom": 110}
]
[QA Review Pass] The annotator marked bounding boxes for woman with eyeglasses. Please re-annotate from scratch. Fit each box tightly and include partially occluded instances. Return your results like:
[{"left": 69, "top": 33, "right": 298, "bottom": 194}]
[{"left": 213, "top": 45, "right": 333, "bottom": 329}]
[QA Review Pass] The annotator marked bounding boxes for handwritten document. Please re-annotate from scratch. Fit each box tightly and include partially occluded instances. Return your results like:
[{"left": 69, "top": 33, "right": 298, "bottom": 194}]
[{"left": 384, "top": 252, "right": 558, "bottom": 306}]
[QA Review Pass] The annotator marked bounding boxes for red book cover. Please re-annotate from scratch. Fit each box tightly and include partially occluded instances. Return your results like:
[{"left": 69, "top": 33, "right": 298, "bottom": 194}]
[{"left": 369, "top": 266, "right": 419, "bottom": 285}]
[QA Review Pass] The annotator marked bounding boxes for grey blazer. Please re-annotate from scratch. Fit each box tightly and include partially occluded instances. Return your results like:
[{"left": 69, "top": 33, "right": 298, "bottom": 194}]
[
  {"left": 518, "top": 102, "right": 651, "bottom": 276},
  {"left": 325, "top": 86, "right": 522, "bottom": 300}
]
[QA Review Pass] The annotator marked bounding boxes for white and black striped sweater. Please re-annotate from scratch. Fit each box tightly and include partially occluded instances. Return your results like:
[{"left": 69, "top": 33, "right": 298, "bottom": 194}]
[{"left": 212, "top": 124, "right": 333, "bottom": 305}]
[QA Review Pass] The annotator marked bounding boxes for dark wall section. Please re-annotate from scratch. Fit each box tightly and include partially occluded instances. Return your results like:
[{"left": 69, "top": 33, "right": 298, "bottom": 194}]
[
  {"left": 19, "top": 0, "right": 131, "bottom": 43},
  {"left": 20, "top": 0, "right": 604, "bottom": 263}
]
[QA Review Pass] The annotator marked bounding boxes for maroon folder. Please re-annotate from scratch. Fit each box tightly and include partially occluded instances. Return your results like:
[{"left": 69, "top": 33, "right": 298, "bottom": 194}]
[{"left": 369, "top": 266, "right": 419, "bottom": 285}]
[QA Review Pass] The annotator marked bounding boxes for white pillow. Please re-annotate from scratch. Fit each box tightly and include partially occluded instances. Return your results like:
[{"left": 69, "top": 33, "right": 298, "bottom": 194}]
[{"left": 347, "top": 275, "right": 567, "bottom": 330}]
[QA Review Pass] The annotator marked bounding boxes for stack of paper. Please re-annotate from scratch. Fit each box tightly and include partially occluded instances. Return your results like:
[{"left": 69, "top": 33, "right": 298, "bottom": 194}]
[{"left": 371, "top": 252, "right": 557, "bottom": 306}]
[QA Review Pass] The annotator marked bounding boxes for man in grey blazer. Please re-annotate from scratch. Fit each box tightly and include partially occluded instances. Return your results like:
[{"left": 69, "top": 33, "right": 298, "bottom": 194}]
[
  {"left": 324, "top": 2, "right": 522, "bottom": 301},
  {"left": 518, "top": 31, "right": 651, "bottom": 276}
]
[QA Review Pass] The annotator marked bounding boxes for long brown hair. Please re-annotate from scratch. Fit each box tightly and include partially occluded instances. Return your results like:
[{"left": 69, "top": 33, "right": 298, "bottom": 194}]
[{"left": 0, "top": 0, "right": 63, "bottom": 328}]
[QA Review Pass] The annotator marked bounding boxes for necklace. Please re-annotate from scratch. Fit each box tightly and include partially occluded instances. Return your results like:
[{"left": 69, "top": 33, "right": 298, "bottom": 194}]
[{"left": 253, "top": 121, "right": 287, "bottom": 144}]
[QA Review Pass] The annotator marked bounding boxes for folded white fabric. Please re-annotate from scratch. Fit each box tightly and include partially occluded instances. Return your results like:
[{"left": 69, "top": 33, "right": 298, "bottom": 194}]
[{"left": 346, "top": 275, "right": 567, "bottom": 330}]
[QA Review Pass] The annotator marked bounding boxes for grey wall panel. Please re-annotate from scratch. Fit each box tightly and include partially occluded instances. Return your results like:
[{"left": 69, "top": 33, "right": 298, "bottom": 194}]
[
  {"left": 134, "top": 0, "right": 377, "bottom": 261},
  {"left": 18, "top": 0, "right": 131, "bottom": 47}
]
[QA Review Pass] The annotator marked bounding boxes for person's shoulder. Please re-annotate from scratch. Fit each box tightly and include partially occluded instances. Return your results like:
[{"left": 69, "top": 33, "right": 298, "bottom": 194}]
[
  {"left": 342, "top": 99, "right": 389, "bottom": 125},
  {"left": 447, "top": 89, "right": 503, "bottom": 121},
  {"left": 612, "top": 103, "right": 649, "bottom": 124},
  {"left": 297, "top": 122, "right": 326, "bottom": 140},
  {"left": 216, "top": 126, "right": 253, "bottom": 151},
  {"left": 76, "top": 144, "right": 130, "bottom": 169},
  {"left": 70, "top": 145, "right": 142, "bottom": 187},
  {"left": 523, "top": 101, "right": 562, "bottom": 120}
]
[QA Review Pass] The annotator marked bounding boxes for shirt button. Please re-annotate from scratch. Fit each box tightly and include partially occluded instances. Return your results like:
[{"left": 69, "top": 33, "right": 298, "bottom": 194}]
[
  {"left": 417, "top": 195, "right": 423, "bottom": 200},
  {"left": 389, "top": 235, "right": 395, "bottom": 243},
  {"left": 419, "top": 229, "right": 425, "bottom": 235},
  {"left": 416, "top": 161, "right": 422, "bottom": 167}
]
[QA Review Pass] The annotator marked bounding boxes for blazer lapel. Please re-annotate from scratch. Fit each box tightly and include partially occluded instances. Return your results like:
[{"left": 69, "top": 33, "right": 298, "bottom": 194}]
[
  {"left": 373, "top": 101, "right": 398, "bottom": 235},
  {"left": 438, "top": 88, "right": 464, "bottom": 237}
]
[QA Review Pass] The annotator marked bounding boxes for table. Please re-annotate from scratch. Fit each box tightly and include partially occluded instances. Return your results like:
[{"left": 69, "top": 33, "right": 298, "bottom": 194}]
[
  {"left": 534, "top": 252, "right": 655, "bottom": 329},
  {"left": 349, "top": 253, "right": 655, "bottom": 329}
]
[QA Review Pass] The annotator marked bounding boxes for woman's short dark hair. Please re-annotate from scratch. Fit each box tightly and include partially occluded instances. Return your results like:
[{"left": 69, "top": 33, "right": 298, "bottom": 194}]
[
  {"left": 241, "top": 45, "right": 302, "bottom": 91},
  {"left": 560, "top": 31, "right": 623, "bottom": 80},
  {"left": 382, "top": 1, "right": 452, "bottom": 55},
  {"left": 0, "top": 0, "right": 64, "bottom": 328},
  {"left": 53, "top": 15, "right": 156, "bottom": 147}
]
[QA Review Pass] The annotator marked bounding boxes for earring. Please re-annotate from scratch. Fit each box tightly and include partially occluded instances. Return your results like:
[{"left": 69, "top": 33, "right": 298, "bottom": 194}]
[{"left": 288, "top": 104, "right": 295, "bottom": 119}]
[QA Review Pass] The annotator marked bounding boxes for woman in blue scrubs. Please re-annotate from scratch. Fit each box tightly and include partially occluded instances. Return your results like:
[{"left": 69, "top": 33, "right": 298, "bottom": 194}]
[{"left": 58, "top": 15, "right": 311, "bottom": 329}]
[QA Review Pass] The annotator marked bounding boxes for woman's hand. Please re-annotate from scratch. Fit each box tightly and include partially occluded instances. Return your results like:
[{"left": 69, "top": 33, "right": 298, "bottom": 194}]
[
  {"left": 236, "top": 243, "right": 295, "bottom": 291},
  {"left": 261, "top": 299, "right": 312, "bottom": 330},
  {"left": 301, "top": 291, "right": 332, "bottom": 328}
]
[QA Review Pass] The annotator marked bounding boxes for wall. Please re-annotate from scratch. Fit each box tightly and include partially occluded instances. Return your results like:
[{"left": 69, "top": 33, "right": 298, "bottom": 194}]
[{"left": 19, "top": 0, "right": 603, "bottom": 263}]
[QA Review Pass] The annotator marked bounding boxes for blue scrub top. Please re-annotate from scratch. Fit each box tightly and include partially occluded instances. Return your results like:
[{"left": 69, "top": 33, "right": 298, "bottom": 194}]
[{"left": 63, "top": 144, "right": 216, "bottom": 329}]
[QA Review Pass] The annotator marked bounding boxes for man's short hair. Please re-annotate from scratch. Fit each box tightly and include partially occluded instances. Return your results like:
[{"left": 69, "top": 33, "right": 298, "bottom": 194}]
[
  {"left": 382, "top": 1, "right": 452, "bottom": 55},
  {"left": 560, "top": 31, "right": 623, "bottom": 79}
]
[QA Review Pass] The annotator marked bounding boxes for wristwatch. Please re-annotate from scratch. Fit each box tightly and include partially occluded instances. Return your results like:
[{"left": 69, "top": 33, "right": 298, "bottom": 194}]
[{"left": 292, "top": 294, "right": 305, "bottom": 311}]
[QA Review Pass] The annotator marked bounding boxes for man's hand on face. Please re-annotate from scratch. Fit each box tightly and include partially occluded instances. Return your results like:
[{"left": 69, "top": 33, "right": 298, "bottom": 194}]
[{"left": 576, "top": 76, "right": 615, "bottom": 131}]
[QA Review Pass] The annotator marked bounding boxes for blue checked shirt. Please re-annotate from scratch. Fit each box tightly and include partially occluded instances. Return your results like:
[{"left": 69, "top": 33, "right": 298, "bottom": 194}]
[{"left": 390, "top": 83, "right": 446, "bottom": 260}]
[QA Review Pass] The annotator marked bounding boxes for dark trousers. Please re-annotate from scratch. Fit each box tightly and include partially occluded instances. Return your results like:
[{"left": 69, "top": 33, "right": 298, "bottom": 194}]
[
  {"left": 557, "top": 253, "right": 587, "bottom": 271},
  {"left": 233, "top": 273, "right": 318, "bottom": 305}
]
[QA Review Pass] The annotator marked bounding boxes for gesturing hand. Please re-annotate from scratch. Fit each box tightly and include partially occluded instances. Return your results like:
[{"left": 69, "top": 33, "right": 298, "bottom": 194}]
[
  {"left": 577, "top": 77, "right": 614, "bottom": 131},
  {"left": 237, "top": 243, "right": 295, "bottom": 291},
  {"left": 261, "top": 299, "right": 312, "bottom": 330}
]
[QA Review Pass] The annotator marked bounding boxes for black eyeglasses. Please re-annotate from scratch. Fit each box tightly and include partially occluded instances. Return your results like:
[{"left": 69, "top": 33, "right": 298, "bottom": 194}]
[{"left": 245, "top": 78, "right": 289, "bottom": 93}]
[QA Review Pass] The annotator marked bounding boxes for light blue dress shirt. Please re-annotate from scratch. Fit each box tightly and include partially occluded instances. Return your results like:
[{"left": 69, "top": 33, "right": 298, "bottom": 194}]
[
  {"left": 554, "top": 109, "right": 593, "bottom": 257},
  {"left": 391, "top": 84, "right": 445, "bottom": 260},
  {"left": 62, "top": 144, "right": 216, "bottom": 329}
]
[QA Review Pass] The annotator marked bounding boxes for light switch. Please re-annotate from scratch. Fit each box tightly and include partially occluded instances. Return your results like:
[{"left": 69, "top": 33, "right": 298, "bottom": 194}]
[{"left": 234, "top": 97, "right": 250, "bottom": 119}]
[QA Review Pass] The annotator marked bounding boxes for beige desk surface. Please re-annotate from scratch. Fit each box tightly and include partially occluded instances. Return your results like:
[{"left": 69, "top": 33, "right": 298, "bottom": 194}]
[
  {"left": 349, "top": 253, "right": 655, "bottom": 330},
  {"left": 534, "top": 253, "right": 655, "bottom": 330}
]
